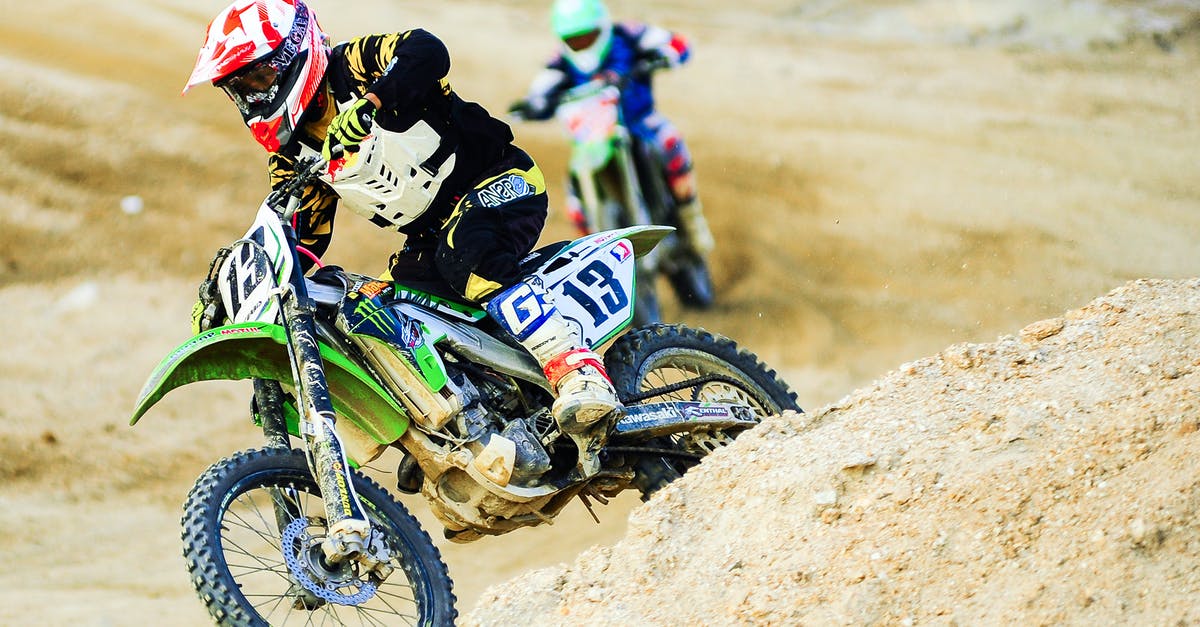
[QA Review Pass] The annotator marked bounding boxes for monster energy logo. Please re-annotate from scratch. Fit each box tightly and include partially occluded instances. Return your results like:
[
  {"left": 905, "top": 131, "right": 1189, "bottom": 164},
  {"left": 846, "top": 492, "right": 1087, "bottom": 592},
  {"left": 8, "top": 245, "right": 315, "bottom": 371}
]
[{"left": 353, "top": 299, "right": 398, "bottom": 336}]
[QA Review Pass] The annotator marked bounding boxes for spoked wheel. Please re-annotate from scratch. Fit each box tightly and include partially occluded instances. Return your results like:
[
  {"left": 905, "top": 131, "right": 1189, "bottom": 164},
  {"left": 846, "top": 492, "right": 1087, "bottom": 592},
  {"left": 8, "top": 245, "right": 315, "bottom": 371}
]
[
  {"left": 605, "top": 324, "right": 801, "bottom": 499},
  {"left": 182, "top": 448, "right": 456, "bottom": 626}
]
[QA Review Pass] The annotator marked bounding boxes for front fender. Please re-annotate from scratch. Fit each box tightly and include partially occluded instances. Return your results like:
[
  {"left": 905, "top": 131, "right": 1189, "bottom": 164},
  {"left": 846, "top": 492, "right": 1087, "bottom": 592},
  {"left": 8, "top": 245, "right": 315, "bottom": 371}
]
[{"left": 130, "top": 323, "right": 409, "bottom": 445}]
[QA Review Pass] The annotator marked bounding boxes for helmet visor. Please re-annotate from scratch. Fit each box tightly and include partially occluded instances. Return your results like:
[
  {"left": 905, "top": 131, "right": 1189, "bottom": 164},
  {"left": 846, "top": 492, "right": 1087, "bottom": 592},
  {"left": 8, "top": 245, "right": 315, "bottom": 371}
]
[
  {"left": 564, "top": 29, "right": 601, "bottom": 52},
  {"left": 217, "top": 62, "right": 281, "bottom": 115}
]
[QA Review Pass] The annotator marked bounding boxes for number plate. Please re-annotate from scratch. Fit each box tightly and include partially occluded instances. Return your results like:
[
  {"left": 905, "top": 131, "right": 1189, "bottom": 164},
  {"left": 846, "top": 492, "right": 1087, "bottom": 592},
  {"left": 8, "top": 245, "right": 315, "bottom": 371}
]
[{"left": 538, "top": 236, "right": 637, "bottom": 348}]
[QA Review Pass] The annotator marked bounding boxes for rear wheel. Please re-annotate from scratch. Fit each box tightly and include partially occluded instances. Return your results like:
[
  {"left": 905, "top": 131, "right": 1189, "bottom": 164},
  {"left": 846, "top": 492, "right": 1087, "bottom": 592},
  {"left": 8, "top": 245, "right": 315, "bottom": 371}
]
[
  {"left": 182, "top": 448, "right": 457, "bottom": 626},
  {"left": 605, "top": 324, "right": 801, "bottom": 498}
]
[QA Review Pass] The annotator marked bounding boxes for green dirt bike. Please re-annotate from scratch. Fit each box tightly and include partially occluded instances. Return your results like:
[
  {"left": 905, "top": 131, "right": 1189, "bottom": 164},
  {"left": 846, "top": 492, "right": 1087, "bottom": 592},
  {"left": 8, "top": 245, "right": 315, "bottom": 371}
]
[
  {"left": 130, "top": 154, "right": 800, "bottom": 625},
  {"left": 514, "top": 62, "right": 716, "bottom": 326}
]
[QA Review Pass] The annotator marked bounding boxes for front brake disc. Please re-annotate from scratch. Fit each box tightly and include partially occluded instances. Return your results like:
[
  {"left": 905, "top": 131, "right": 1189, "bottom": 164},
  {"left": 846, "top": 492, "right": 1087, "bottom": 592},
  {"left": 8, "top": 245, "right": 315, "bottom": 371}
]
[{"left": 280, "top": 517, "right": 378, "bottom": 606}]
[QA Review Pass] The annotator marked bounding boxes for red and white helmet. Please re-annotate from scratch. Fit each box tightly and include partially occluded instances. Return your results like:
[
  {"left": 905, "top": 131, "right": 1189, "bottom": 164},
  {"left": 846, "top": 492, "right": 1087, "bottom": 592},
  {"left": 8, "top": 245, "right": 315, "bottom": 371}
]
[{"left": 184, "top": 0, "right": 330, "bottom": 152}]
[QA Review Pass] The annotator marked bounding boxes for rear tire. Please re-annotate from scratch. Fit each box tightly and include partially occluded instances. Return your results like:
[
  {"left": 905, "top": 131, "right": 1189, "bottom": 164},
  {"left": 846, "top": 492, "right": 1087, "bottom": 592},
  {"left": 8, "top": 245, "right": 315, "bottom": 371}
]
[
  {"left": 605, "top": 324, "right": 801, "bottom": 498},
  {"left": 665, "top": 252, "right": 716, "bottom": 309},
  {"left": 182, "top": 448, "right": 457, "bottom": 626}
]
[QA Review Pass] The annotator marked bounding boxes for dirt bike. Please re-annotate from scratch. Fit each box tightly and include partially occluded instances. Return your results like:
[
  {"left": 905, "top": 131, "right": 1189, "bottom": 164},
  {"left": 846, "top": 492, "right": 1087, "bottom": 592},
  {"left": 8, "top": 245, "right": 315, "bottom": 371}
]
[
  {"left": 130, "top": 153, "right": 800, "bottom": 626},
  {"left": 515, "top": 61, "right": 716, "bottom": 326}
]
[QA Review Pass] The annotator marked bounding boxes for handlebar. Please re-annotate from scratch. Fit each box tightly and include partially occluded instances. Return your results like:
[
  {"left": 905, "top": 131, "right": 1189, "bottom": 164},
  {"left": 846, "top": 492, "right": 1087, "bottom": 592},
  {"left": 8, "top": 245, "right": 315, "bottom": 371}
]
[
  {"left": 633, "top": 55, "right": 671, "bottom": 79},
  {"left": 558, "top": 78, "right": 619, "bottom": 105},
  {"left": 577, "top": 56, "right": 670, "bottom": 96},
  {"left": 511, "top": 56, "right": 672, "bottom": 122},
  {"left": 266, "top": 146, "right": 343, "bottom": 219}
]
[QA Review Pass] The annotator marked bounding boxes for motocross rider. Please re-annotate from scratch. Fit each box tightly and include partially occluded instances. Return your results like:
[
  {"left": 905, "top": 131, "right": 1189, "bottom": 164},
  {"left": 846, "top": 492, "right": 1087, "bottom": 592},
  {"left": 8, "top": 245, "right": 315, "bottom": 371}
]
[
  {"left": 509, "top": 0, "right": 715, "bottom": 254},
  {"left": 184, "top": 0, "right": 622, "bottom": 477}
]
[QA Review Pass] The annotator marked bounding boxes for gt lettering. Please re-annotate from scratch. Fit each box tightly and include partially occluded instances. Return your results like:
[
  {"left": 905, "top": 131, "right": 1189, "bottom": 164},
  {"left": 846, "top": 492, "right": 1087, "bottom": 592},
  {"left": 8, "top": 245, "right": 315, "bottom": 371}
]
[{"left": 496, "top": 283, "right": 549, "bottom": 338}]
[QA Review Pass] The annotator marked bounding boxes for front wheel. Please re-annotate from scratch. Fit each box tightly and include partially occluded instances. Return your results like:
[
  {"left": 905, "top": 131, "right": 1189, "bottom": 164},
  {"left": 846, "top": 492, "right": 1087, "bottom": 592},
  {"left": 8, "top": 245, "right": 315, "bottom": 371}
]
[
  {"left": 605, "top": 324, "right": 801, "bottom": 498},
  {"left": 665, "top": 251, "right": 716, "bottom": 309},
  {"left": 182, "top": 448, "right": 457, "bottom": 626},
  {"left": 632, "top": 265, "right": 663, "bottom": 327}
]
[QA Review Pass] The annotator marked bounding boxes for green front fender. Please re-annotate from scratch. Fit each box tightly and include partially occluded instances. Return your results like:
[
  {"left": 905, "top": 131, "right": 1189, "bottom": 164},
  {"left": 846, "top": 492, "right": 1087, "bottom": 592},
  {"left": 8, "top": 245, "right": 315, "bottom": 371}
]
[{"left": 130, "top": 323, "right": 410, "bottom": 445}]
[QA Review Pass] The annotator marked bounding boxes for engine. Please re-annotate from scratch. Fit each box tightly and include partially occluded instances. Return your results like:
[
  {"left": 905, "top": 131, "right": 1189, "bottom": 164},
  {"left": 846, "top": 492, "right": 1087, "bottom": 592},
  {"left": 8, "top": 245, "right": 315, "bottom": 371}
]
[{"left": 441, "top": 363, "right": 554, "bottom": 485}]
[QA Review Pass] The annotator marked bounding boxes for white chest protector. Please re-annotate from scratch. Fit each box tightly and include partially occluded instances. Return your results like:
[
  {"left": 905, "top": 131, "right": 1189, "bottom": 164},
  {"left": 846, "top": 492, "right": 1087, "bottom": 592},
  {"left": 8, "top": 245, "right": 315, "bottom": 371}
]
[{"left": 317, "top": 117, "right": 457, "bottom": 230}]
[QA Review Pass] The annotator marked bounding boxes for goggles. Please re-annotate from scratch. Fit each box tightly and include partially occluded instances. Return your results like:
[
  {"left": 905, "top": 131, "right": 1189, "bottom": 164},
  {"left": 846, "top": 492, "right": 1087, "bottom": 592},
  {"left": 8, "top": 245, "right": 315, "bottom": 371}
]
[
  {"left": 217, "top": 62, "right": 281, "bottom": 115},
  {"left": 563, "top": 29, "right": 601, "bottom": 52}
]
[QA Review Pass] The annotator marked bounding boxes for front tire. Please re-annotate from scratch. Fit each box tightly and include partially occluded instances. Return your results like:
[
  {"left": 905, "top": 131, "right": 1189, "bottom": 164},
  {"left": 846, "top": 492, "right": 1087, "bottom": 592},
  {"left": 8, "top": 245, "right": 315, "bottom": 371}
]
[
  {"left": 605, "top": 324, "right": 801, "bottom": 498},
  {"left": 632, "top": 265, "right": 664, "bottom": 327},
  {"left": 182, "top": 448, "right": 457, "bottom": 626}
]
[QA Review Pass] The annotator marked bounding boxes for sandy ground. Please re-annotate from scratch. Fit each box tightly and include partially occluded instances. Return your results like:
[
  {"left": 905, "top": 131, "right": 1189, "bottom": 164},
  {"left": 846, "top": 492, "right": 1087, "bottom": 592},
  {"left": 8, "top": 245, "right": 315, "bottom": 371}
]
[{"left": 1, "top": 0, "right": 1198, "bottom": 624}]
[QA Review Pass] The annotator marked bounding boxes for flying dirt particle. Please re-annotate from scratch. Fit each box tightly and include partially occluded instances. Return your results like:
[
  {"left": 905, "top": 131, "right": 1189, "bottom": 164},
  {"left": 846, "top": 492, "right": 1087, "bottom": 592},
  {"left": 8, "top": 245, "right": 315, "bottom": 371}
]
[
  {"left": 53, "top": 282, "right": 99, "bottom": 313},
  {"left": 40, "top": 431, "right": 58, "bottom": 445},
  {"left": 120, "top": 195, "right": 144, "bottom": 215}
]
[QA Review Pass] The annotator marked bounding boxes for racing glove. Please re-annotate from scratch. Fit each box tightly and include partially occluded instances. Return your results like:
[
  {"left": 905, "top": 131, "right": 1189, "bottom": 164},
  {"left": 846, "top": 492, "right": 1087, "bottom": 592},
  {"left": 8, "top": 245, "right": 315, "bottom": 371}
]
[
  {"left": 191, "top": 248, "right": 230, "bottom": 334},
  {"left": 508, "top": 99, "right": 534, "bottom": 120},
  {"left": 632, "top": 55, "right": 670, "bottom": 81},
  {"left": 508, "top": 97, "right": 556, "bottom": 121},
  {"left": 190, "top": 299, "right": 208, "bottom": 335},
  {"left": 323, "top": 98, "right": 377, "bottom": 161}
]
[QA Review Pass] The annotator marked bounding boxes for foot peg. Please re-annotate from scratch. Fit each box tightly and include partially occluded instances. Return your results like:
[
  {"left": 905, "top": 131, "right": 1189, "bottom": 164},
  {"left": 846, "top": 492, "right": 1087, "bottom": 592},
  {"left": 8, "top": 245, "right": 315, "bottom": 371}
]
[{"left": 562, "top": 406, "right": 623, "bottom": 479}]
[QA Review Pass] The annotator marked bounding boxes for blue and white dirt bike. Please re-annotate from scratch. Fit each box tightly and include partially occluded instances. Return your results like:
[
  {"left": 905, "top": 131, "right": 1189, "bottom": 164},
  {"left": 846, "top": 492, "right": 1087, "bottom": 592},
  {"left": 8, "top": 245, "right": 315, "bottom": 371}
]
[{"left": 130, "top": 154, "right": 801, "bottom": 625}]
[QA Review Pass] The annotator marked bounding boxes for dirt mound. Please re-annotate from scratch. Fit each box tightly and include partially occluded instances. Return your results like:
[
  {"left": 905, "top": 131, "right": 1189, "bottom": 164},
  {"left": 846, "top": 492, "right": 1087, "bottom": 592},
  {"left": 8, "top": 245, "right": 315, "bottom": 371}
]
[{"left": 468, "top": 278, "right": 1200, "bottom": 624}]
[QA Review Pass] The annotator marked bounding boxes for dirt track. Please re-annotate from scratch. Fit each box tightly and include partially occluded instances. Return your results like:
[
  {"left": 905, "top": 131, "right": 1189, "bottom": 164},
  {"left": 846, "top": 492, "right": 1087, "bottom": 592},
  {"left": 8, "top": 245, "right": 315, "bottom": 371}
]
[{"left": 1, "top": 0, "right": 1198, "bottom": 623}]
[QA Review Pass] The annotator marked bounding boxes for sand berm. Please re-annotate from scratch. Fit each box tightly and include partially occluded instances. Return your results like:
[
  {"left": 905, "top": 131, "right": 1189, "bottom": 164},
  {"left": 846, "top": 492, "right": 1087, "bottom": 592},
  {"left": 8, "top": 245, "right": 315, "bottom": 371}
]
[{"left": 468, "top": 278, "right": 1200, "bottom": 625}]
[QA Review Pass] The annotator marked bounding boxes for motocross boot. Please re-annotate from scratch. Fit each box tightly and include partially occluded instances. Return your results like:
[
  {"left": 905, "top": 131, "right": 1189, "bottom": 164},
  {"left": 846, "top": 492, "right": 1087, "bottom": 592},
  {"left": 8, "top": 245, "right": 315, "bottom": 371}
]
[
  {"left": 675, "top": 198, "right": 714, "bottom": 256},
  {"left": 486, "top": 280, "right": 622, "bottom": 478}
]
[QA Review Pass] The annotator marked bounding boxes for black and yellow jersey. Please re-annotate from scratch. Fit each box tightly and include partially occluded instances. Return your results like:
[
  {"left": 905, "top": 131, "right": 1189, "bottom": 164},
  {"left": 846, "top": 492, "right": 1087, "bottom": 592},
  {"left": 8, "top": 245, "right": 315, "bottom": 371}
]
[{"left": 268, "top": 29, "right": 514, "bottom": 265}]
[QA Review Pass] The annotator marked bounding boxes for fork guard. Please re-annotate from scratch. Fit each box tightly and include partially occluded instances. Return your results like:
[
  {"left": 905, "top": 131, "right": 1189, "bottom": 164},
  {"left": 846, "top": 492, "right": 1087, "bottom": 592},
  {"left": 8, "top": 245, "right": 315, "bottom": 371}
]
[{"left": 129, "top": 322, "right": 410, "bottom": 450}]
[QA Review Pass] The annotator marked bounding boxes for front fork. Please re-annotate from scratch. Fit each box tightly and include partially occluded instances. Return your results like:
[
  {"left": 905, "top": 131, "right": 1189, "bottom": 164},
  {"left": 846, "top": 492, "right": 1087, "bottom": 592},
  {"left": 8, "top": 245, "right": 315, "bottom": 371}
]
[
  {"left": 577, "top": 136, "right": 661, "bottom": 278},
  {"left": 259, "top": 281, "right": 392, "bottom": 578}
]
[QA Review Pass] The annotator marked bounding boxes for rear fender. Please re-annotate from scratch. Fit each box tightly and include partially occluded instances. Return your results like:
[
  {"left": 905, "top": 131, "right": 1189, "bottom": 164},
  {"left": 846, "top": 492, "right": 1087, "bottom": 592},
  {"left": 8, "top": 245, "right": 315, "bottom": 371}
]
[
  {"left": 129, "top": 323, "right": 409, "bottom": 446},
  {"left": 579, "top": 225, "right": 673, "bottom": 259}
]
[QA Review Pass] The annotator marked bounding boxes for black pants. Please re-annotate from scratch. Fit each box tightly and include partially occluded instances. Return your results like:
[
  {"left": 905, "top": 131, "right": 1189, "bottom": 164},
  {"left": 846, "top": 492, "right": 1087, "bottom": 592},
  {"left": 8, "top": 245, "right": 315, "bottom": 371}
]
[{"left": 387, "top": 147, "right": 548, "bottom": 303}]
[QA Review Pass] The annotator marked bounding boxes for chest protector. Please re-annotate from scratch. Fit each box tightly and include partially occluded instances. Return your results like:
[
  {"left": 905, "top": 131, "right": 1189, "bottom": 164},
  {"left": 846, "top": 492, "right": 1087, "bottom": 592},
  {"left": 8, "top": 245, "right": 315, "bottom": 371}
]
[{"left": 319, "top": 118, "right": 457, "bottom": 230}]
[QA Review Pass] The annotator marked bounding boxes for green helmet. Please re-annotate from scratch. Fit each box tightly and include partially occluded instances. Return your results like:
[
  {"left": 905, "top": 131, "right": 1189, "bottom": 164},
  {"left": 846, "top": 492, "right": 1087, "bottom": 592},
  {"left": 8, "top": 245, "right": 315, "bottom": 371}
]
[{"left": 551, "top": 0, "right": 613, "bottom": 74}]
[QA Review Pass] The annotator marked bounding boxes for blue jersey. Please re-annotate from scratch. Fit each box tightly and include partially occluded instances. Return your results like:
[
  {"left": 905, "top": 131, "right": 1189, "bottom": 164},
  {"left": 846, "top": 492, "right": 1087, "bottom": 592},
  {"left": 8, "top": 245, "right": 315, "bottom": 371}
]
[{"left": 521, "top": 21, "right": 690, "bottom": 132}]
